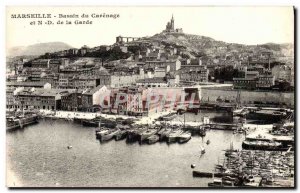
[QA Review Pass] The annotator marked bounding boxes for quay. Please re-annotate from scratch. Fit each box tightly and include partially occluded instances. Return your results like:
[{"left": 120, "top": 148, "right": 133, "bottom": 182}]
[
  {"left": 40, "top": 109, "right": 244, "bottom": 131},
  {"left": 13, "top": 108, "right": 293, "bottom": 148},
  {"left": 41, "top": 109, "right": 174, "bottom": 124},
  {"left": 11, "top": 108, "right": 288, "bottom": 137}
]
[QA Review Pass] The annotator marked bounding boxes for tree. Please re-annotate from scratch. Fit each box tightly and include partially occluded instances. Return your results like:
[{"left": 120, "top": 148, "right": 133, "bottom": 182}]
[{"left": 214, "top": 65, "right": 244, "bottom": 82}]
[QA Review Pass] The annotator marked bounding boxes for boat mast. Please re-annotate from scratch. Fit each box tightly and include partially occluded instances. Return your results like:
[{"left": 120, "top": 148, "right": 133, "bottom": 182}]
[
  {"left": 183, "top": 112, "right": 185, "bottom": 129},
  {"left": 236, "top": 90, "right": 241, "bottom": 109},
  {"left": 98, "top": 116, "right": 101, "bottom": 129},
  {"left": 21, "top": 101, "right": 25, "bottom": 117}
]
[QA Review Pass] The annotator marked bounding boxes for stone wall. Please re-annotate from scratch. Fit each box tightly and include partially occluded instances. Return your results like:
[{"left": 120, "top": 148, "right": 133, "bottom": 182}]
[{"left": 200, "top": 88, "right": 294, "bottom": 107}]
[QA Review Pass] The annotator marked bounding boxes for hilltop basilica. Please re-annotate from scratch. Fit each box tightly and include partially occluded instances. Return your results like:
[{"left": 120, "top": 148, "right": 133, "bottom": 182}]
[{"left": 163, "top": 15, "right": 183, "bottom": 33}]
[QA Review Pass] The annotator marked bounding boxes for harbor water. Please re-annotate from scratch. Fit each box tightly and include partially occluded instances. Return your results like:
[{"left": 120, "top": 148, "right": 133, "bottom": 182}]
[{"left": 7, "top": 111, "right": 244, "bottom": 187}]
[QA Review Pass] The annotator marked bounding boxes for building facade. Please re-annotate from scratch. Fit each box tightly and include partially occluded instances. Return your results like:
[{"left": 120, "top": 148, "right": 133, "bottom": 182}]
[
  {"left": 233, "top": 78, "right": 257, "bottom": 90},
  {"left": 6, "top": 81, "right": 51, "bottom": 89},
  {"left": 14, "top": 88, "right": 73, "bottom": 110},
  {"left": 256, "top": 75, "right": 275, "bottom": 89},
  {"left": 81, "top": 85, "right": 110, "bottom": 110},
  {"left": 61, "top": 90, "right": 83, "bottom": 111},
  {"left": 179, "top": 65, "right": 209, "bottom": 83}
]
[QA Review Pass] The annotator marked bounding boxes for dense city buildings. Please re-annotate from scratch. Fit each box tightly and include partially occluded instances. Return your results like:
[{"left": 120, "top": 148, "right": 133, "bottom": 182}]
[
  {"left": 6, "top": 9, "right": 295, "bottom": 189},
  {"left": 13, "top": 88, "right": 73, "bottom": 111},
  {"left": 5, "top": 15, "right": 294, "bottom": 112}
]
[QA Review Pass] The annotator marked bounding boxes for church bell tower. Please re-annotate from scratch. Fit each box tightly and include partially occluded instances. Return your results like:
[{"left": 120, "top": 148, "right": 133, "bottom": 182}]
[{"left": 171, "top": 14, "right": 174, "bottom": 30}]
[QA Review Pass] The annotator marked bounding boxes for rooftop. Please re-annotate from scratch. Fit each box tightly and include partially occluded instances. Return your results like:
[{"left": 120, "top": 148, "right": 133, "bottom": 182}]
[
  {"left": 83, "top": 85, "right": 106, "bottom": 95},
  {"left": 17, "top": 88, "right": 76, "bottom": 97},
  {"left": 181, "top": 65, "right": 206, "bottom": 68},
  {"left": 136, "top": 77, "right": 167, "bottom": 84},
  {"left": 7, "top": 81, "right": 49, "bottom": 87}
]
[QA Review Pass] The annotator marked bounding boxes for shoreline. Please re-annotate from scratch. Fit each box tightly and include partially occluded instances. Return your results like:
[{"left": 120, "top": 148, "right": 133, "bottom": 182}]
[{"left": 38, "top": 110, "right": 276, "bottom": 132}]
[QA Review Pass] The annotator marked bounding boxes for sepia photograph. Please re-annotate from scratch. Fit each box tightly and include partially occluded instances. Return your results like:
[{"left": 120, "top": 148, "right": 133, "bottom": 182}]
[{"left": 5, "top": 6, "right": 295, "bottom": 188}]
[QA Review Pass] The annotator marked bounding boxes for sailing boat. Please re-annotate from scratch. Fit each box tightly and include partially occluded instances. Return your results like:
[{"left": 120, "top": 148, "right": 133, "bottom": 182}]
[
  {"left": 200, "top": 145, "right": 206, "bottom": 154},
  {"left": 178, "top": 112, "right": 192, "bottom": 143},
  {"left": 95, "top": 118, "right": 101, "bottom": 133},
  {"left": 232, "top": 90, "right": 248, "bottom": 117},
  {"left": 158, "top": 121, "right": 172, "bottom": 141},
  {"left": 95, "top": 118, "right": 109, "bottom": 139},
  {"left": 139, "top": 123, "right": 157, "bottom": 143},
  {"left": 199, "top": 125, "right": 206, "bottom": 137}
]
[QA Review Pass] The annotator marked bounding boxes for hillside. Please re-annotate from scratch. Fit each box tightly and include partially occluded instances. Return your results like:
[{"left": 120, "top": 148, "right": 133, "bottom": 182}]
[
  {"left": 142, "top": 32, "right": 294, "bottom": 60},
  {"left": 8, "top": 42, "right": 73, "bottom": 57},
  {"left": 12, "top": 33, "right": 293, "bottom": 67}
]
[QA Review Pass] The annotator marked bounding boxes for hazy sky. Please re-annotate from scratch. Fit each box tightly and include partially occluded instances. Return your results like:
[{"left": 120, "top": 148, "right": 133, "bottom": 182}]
[{"left": 6, "top": 6, "right": 294, "bottom": 49}]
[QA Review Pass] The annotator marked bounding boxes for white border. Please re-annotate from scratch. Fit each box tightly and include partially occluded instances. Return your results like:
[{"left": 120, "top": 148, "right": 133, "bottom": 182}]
[{"left": 1, "top": 0, "right": 298, "bottom": 193}]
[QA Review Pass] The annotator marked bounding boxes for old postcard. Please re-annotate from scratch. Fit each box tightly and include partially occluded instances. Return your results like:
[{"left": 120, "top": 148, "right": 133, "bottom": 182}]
[{"left": 6, "top": 6, "right": 295, "bottom": 188}]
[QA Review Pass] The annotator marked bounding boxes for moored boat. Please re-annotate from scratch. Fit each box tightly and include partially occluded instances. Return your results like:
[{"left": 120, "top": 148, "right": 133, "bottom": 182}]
[
  {"left": 126, "top": 129, "right": 137, "bottom": 142},
  {"left": 147, "top": 134, "right": 160, "bottom": 144},
  {"left": 139, "top": 129, "right": 157, "bottom": 142},
  {"left": 158, "top": 128, "right": 172, "bottom": 141},
  {"left": 114, "top": 130, "right": 127, "bottom": 141},
  {"left": 95, "top": 128, "right": 110, "bottom": 139},
  {"left": 246, "top": 109, "right": 287, "bottom": 123},
  {"left": 178, "top": 131, "right": 191, "bottom": 143},
  {"left": 100, "top": 129, "right": 120, "bottom": 142},
  {"left": 82, "top": 117, "right": 117, "bottom": 128},
  {"left": 6, "top": 113, "right": 39, "bottom": 131},
  {"left": 242, "top": 129, "right": 294, "bottom": 151},
  {"left": 166, "top": 129, "right": 183, "bottom": 143},
  {"left": 126, "top": 128, "right": 147, "bottom": 142},
  {"left": 242, "top": 140, "right": 283, "bottom": 151}
]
